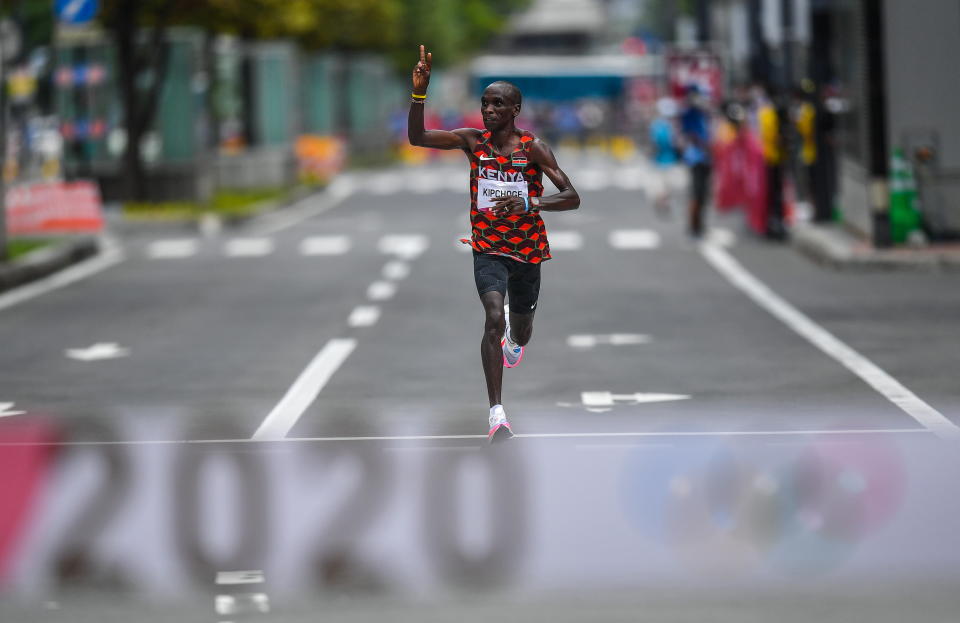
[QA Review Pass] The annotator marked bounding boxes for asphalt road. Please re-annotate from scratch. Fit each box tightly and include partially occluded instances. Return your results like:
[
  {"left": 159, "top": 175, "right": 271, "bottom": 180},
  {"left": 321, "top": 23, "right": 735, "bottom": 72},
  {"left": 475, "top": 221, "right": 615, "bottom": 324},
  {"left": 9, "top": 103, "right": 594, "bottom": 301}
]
[{"left": 1, "top": 156, "right": 959, "bottom": 621}]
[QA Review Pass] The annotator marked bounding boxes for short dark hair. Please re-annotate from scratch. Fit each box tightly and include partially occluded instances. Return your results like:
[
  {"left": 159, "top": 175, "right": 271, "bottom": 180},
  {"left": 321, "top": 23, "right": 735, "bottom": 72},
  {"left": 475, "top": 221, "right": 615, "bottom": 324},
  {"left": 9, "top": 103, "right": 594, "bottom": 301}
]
[{"left": 485, "top": 81, "right": 522, "bottom": 107}]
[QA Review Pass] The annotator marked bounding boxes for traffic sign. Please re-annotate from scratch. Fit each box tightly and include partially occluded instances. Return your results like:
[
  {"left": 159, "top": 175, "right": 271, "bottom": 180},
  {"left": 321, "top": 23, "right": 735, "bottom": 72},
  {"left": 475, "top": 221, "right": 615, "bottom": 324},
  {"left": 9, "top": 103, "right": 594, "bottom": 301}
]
[{"left": 55, "top": 0, "right": 99, "bottom": 26}]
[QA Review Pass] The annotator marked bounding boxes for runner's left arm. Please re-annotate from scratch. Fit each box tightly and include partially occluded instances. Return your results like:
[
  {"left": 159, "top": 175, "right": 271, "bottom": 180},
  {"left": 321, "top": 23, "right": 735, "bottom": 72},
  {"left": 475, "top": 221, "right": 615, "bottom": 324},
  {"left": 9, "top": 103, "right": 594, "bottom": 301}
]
[{"left": 493, "top": 139, "right": 580, "bottom": 216}]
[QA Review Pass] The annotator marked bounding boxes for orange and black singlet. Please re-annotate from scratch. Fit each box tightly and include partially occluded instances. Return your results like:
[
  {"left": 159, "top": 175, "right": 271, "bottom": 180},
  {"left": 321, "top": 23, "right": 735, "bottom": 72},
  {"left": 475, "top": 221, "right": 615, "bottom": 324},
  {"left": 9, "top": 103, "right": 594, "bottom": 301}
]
[{"left": 464, "top": 129, "right": 550, "bottom": 264}]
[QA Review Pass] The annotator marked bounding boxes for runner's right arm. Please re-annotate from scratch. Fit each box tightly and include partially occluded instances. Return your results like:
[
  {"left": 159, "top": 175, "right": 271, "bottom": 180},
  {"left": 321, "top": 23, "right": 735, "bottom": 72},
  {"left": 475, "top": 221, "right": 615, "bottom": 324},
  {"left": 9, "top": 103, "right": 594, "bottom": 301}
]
[{"left": 407, "top": 45, "right": 478, "bottom": 152}]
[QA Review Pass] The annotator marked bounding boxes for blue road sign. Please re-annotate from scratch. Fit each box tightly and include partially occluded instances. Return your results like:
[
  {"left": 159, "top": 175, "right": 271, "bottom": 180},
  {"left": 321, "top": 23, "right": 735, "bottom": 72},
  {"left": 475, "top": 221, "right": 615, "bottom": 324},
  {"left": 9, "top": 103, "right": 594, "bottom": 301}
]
[{"left": 55, "top": 0, "right": 99, "bottom": 25}]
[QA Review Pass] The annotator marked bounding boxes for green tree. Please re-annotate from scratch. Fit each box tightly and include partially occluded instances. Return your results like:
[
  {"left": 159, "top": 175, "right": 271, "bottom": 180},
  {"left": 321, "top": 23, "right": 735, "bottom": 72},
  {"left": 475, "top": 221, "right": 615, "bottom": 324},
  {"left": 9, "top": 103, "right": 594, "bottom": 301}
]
[{"left": 98, "top": 0, "right": 527, "bottom": 200}]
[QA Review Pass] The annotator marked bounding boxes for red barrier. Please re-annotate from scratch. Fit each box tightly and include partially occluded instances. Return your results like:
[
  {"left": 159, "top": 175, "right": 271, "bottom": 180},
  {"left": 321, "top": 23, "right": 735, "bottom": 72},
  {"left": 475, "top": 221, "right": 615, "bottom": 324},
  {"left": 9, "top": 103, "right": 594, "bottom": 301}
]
[{"left": 6, "top": 181, "right": 105, "bottom": 236}]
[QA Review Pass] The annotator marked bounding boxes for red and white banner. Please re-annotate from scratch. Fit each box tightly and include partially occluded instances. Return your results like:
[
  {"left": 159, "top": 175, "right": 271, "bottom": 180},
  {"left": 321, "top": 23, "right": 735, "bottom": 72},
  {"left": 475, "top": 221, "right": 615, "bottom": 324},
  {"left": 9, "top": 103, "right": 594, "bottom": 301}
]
[{"left": 5, "top": 180, "right": 104, "bottom": 236}]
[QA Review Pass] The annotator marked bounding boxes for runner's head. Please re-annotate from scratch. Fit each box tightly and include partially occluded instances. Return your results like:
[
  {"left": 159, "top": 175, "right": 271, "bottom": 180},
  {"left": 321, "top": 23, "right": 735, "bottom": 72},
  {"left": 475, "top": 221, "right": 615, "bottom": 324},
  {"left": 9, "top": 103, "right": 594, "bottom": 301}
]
[{"left": 481, "top": 81, "right": 522, "bottom": 131}]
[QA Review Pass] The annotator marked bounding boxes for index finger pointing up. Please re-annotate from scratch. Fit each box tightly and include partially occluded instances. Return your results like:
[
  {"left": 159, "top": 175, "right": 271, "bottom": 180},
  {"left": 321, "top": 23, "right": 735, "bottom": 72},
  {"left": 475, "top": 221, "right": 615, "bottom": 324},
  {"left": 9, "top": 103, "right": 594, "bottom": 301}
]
[{"left": 419, "top": 44, "right": 425, "bottom": 63}]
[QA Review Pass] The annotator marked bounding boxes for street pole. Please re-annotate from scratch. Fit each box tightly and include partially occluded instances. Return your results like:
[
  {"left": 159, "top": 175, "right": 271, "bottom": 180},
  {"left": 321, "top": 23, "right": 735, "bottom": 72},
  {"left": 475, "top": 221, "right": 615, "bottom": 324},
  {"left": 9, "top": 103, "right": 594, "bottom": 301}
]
[{"left": 0, "top": 38, "right": 7, "bottom": 263}]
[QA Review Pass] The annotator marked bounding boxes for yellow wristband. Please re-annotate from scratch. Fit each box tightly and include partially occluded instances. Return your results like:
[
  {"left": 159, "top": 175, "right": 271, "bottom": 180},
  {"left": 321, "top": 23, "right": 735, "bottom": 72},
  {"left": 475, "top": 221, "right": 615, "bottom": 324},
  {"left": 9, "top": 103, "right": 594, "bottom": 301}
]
[{"left": 411, "top": 92, "right": 427, "bottom": 99}]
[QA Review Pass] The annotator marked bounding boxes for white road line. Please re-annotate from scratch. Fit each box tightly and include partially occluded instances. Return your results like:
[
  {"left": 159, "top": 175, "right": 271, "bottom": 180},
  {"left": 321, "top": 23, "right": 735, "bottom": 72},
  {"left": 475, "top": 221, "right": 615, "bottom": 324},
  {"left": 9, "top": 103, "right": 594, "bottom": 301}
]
[
  {"left": 700, "top": 242, "right": 960, "bottom": 441},
  {"left": 300, "top": 235, "right": 351, "bottom": 256},
  {"left": 548, "top": 231, "right": 583, "bottom": 251},
  {"left": 252, "top": 177, "right": 355, "bottom": 236},
  {"left": 7, "top": 427, "right": 929, "bottom": 447},
  {"left": 382, "top": 261, "right": 410, "bottom": 280},
  {"left": 0, "top": 236, "right": 125, "bottom": 313},
  {"left": 147, "top": 239, "right": 197, "bottom": 259},
  {"left": 225, "top": 238, "right": 274, "bottom": 257},
  {"left": 216, "top": 570, "right": 265, "bottom": 585},
  {"left": 707, "top": 227, "right": 737, "bottom": 248},
  {"left": 251, "top": 338, "right": 357, "bottom": 440},
  {"left": 367, "top": 281, "right": 397, "bottom": 301},
  {"left": 567, "top": 333, "right": 652, "bottom": 348},
  {"left": 368, "top": 173, "right": 400, "bottom": 195},
  {"left": 577, "top": 169, "right": 609, "bottom": 191},
  {"left": 378, "top": 234, "right": 429, "bottom": 259},
  {"left": 0, "top": 402, "right": 26, "bottom": 417},
  {"left": 610, "top": 229, "right": 661, "bottom": 250},
  {"left": 410, "top": 172, "right": 444, "bottom": 194},
  {"left": 348, "top": 305, "right": 381, "bottom": 327}
]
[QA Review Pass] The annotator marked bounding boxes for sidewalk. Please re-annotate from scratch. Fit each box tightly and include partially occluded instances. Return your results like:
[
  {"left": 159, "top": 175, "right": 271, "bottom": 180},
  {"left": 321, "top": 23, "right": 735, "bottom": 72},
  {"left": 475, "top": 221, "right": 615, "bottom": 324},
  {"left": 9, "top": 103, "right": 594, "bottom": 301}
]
[{"left": 792, "top": 222, "right": 960, "bottom": 271}]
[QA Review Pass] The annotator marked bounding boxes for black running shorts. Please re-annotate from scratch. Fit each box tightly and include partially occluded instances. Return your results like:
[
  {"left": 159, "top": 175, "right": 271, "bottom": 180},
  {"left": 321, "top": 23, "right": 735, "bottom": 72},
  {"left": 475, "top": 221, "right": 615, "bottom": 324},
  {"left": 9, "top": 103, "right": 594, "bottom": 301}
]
[{"left": 473, "top": 251, "right": 541, "bottom": 314}]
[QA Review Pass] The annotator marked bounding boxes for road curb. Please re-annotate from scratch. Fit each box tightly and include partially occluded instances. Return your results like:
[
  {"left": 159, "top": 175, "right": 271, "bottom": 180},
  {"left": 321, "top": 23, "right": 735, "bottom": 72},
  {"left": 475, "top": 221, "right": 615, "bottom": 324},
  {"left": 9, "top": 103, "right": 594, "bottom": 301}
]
[
  {"left": 791, "top": 222, "right": 960, "bottom": 271},
  {"left": 0, "top": 237, "right": 101, "bottom": 294}
]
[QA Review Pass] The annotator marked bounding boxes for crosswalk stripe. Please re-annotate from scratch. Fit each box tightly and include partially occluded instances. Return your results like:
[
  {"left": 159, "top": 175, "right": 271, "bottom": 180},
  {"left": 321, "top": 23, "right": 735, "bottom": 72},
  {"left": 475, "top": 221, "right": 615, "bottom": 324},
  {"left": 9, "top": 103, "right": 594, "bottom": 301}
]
[
  {"left": 378, "top": 234, "right": 429, "bottom": 259},
  {"left": 300, "top": 236, "right": 351, "bottom": 256},
  {"left": 147, "top": 239, "right": 198, "bottom": 259},
  {"left": 225, "top": 238, "right": 274, "bottom": 257},
  {"left": 368, "top": 173, "right": 400, "bottom": 195},
  {"left": 609, "top": 229, "right": 661, "bottom": 250},
  {"left": 576, "top": 170, "right": 609, "bottom": 191},
  {"left": 548, "top": 231, "right": 583, "bottom": 251}
]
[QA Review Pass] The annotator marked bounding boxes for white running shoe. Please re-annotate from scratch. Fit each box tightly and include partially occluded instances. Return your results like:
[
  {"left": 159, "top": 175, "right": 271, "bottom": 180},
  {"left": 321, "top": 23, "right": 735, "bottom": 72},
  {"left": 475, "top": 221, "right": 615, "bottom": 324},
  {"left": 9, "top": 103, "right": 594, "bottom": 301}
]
[
  {"left": 501, "top": 305, "right": 524, "bottom": 368},
  {"left": 488, "top": 405, "right": 515, "bottom": 443}
]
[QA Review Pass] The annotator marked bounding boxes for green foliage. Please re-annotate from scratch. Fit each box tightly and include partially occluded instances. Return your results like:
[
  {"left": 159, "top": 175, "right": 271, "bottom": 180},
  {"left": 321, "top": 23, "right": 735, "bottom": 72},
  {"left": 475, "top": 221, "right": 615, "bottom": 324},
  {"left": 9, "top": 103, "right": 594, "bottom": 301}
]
[
  {"left": 99, "top": 0, "right": 528, "bottom": 65},
  {"left": 7, "top": 238, "right": 53, "bottom": 260},
  {"left": 390, "top": 0, "right": 532, "bottom": 69},
  {"left": 123, "top": 186, "right": 291, "bottom": 220}
]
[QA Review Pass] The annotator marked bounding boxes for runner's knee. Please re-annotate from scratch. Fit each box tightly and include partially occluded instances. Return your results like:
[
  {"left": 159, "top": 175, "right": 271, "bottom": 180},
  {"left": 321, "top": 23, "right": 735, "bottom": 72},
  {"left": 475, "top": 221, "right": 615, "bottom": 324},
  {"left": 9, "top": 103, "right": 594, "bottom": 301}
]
[{"left": 484, "top": 307, "right": 505, "bottom": 339}]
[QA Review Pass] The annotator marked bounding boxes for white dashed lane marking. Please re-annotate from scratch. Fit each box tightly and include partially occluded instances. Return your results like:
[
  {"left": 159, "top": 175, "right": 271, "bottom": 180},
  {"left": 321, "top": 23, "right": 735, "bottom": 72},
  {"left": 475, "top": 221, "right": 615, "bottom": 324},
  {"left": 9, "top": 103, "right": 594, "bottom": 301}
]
[
  {"left": 378, "top": 234, "right": 430, "bottom": 259},
  {"left": 547, "top": 231, "right": 583, "bottom": 251},
  {"left": 609, "top": 229, "right": 661, "bottom": 250},
  {"left": 348, "top": 305, "right": 381, "bottom": 328},
  {"left": 148, "top": 239, "right": 198, "bottom": 259},
  {"left": 225, "top": 238, "right": 274, "bottom": 257},
  {"left": 367, "top": 281, "right": 397, "bottom": 301},
  {"left": 300, "top": 235, "right": 352, "bottom": 256},
  {"left": 383, "top": 261, "right": 411, "bottom": 280}
]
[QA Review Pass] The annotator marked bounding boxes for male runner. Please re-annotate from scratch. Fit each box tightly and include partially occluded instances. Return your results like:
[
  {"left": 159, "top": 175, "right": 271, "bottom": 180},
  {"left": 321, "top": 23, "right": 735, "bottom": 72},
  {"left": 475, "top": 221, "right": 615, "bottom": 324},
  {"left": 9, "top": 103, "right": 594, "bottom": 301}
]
[{"left": 407, "top": 45, "right": 580, "bottom": 443}]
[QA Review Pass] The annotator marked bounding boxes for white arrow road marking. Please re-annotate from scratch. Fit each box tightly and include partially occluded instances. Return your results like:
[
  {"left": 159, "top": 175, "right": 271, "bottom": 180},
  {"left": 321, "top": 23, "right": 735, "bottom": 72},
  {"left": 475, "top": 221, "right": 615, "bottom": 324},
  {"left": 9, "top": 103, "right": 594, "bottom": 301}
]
[
  {"left": 382, "top": 261, "right": 410, "bottom": 280},
  {"left": 378, "top": 234, "right": 429, "bottom": 260},
  {"left": 366, "top": 281, "right": 397, "bottom": 301},
  {"left": 580, "top": 391, "right": 691, "bottom": 412},
  {"left": 0, "top": 403, "right": 26, "bottom": 417},
  {"left": 300, "top": 236, "right": 351, "bottom": 256},
  {"left": 610, "top": 229, "right": 661, "bottom": 250},
  {"left": 225, "top": 238, "right": 274, "bottom": 257},
  {"left": 548, "top": 231, "right": 583, "bottom": 251},
  {"left": 567, "top": 333, "right": 651, "bottom": 349},
  {"left": 348, "top": 305, "right": 381, "bottom": 328},
  {"left": 148, "top": 239, "right": 197, "bottom": 259},
  {"left": 65, "top": 342, "right": 130, "bottom": 361},
  {"left": 252, "top": 338, "right": 357, "bottom": 440}
]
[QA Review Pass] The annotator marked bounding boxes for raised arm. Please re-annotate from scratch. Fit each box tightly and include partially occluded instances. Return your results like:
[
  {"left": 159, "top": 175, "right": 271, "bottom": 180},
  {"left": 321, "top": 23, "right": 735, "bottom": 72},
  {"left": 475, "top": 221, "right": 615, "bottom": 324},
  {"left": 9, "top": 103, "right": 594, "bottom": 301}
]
[
  {"left": 529, "top": 139, "right": 580, "bottom": 211},
  {"left": 408, "top": 45, "right": 478, "bottom": 151}
]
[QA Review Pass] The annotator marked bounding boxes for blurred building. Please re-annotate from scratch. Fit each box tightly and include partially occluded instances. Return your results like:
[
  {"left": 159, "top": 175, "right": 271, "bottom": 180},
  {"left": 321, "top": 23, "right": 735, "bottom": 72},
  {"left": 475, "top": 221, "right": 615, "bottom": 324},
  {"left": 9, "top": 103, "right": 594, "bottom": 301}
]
[{"left": 708, "top": 0, "right": 960, "bottom": 242}]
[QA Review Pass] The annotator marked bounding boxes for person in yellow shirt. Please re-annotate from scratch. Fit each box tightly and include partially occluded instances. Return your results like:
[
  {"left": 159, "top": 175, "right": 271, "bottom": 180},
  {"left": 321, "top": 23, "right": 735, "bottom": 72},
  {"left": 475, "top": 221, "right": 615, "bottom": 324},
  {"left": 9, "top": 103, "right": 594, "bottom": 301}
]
[{"left": 757, "top": 90, "right": 786, "bottom": 240}]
